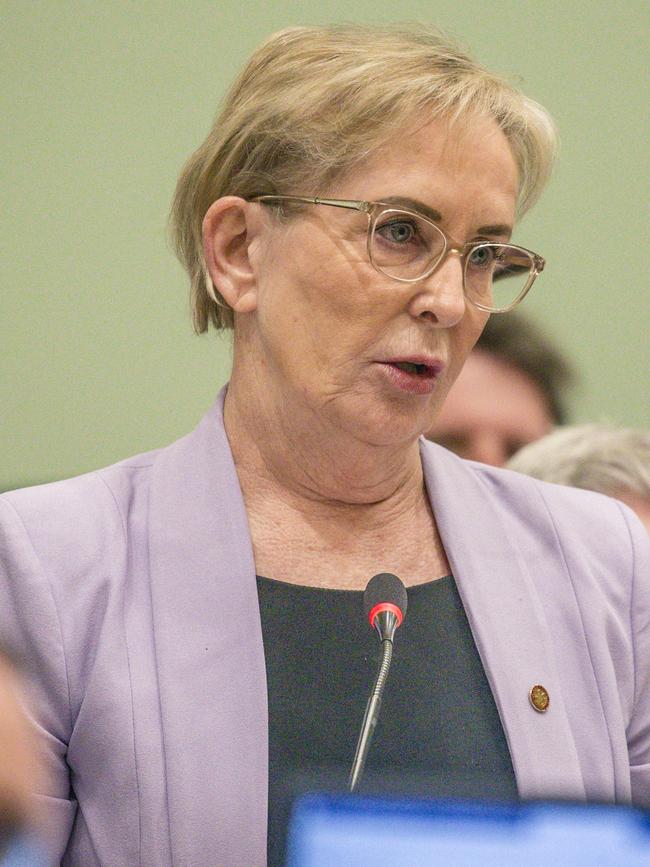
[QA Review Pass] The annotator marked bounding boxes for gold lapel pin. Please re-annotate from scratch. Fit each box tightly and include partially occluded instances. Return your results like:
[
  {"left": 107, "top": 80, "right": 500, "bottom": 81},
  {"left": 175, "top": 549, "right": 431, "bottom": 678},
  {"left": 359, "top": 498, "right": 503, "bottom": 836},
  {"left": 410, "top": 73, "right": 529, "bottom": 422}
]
[{"left": 529, "top": 684, "right": 550, "bottom": 713}]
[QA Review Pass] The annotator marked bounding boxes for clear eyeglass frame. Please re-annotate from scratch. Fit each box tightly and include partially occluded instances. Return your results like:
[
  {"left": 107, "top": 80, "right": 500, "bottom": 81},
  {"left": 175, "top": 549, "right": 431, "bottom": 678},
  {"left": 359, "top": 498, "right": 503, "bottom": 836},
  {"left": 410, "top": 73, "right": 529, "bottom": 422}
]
[{"left": 250, "top": 194, "right": 545, "bottom": 313}]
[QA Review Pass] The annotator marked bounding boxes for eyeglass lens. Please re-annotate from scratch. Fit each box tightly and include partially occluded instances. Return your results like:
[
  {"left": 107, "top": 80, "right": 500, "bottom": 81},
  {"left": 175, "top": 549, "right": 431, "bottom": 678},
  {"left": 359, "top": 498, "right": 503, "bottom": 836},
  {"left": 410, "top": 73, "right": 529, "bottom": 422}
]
[{"left": 370, "top": 209, "right": 534, "bottom": 310}]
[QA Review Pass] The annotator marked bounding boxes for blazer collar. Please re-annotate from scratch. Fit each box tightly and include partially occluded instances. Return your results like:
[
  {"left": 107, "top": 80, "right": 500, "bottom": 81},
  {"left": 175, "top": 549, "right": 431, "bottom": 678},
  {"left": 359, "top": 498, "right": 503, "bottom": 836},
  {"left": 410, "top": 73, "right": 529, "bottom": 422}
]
[{"left": 420, "top": 440, "right": 586, "bottom": 801}]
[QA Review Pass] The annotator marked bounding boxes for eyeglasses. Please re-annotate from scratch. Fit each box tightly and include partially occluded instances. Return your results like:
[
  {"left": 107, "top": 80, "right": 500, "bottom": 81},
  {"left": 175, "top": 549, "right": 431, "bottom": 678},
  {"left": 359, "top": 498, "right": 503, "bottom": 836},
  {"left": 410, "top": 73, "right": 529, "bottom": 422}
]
[{"left": 251, "top": 195, "right": 545, "bottom": 313}]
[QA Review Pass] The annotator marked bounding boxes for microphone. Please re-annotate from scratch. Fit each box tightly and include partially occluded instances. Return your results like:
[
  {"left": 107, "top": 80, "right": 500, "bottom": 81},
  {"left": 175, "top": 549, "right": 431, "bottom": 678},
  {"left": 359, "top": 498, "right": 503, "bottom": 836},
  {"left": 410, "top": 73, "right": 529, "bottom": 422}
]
[
  {"left": 348, "top": 572, "right": 408, "bottom": 792},
  {"left": 364, "top": 571, "right": 408, "bottom": 643}
]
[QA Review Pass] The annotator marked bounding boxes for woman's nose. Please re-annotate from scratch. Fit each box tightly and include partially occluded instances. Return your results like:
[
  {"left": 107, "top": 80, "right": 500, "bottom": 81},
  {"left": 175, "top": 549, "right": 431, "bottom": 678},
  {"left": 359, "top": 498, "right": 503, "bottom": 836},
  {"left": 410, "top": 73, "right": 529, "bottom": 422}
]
[{"left": 407, "top": 252, "right": 466, "bottom": 327}]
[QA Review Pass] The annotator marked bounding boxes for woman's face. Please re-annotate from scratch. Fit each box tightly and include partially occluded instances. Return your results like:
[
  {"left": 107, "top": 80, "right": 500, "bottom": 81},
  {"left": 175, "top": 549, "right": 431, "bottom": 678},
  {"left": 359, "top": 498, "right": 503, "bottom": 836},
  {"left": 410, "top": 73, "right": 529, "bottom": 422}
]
[{"left": 242, "top": 114, "right": 519, "bottom": 447}]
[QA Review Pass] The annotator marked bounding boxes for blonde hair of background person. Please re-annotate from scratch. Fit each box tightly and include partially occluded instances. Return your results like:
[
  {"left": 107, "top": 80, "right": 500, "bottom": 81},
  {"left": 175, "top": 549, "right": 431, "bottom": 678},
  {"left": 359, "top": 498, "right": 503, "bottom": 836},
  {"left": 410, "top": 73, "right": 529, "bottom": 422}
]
[
  {"left": 508, "top": 424, "right": 650, "bottom": 532},
  {"left": 170, "top": 24, "right": 556, "bottom": 333}
]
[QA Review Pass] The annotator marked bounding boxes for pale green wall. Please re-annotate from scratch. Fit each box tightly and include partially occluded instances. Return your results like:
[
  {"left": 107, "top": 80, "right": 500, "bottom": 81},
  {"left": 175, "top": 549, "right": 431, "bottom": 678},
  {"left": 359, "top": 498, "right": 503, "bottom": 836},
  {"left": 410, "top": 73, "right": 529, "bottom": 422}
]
[{"left": 3, "top": 0, "right": 649, "bottom": 489}]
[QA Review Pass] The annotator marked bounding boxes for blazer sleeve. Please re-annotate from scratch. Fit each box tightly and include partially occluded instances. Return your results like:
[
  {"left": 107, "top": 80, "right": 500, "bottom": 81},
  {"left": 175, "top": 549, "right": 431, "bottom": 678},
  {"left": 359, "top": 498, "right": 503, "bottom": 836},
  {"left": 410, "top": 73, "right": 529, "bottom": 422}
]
[
  {"left": 622, "top": 501, "right": 650, "bottom": 808},
  {"left": 0, "top": 496, "right": 77, "bottom": 861}
]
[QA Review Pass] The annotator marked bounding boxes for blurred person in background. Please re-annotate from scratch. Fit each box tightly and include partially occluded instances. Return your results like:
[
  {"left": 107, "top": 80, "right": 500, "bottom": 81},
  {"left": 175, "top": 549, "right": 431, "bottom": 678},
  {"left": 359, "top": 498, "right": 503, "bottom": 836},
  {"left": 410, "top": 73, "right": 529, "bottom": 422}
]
[
  {"left": 0, "top": 648, "right": 46, "bottom": 866},
  {"left": 426, "top": 312, "right": 573, "bottom": 465},
  {"left": 508, "top": 424, "right": 650, "bottom": 533}
]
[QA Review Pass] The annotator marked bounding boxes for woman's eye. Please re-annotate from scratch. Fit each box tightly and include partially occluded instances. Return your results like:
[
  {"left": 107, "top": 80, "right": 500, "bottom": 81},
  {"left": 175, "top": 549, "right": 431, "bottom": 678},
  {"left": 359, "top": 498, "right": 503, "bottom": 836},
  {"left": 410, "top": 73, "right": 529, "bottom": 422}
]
[
  {"left": 468, "top": 245, "right": 497, "bottom": 268},
  {"left": 377, "top": 220, "right": 417, "bottom": 244}
]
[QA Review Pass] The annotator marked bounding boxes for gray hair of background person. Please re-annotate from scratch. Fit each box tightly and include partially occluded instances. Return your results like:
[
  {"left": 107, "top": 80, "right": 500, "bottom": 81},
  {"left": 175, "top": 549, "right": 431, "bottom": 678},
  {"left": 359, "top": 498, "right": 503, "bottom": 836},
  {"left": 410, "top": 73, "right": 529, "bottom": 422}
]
[
  {"left": 169, "top": 23, "right": 557, "bottom": 333},
  {"left": 507, "top": 424, "right": 650, "bottom": 498},
  {"left": 476, "top": 312, "right": 574, "bottom": 425}
]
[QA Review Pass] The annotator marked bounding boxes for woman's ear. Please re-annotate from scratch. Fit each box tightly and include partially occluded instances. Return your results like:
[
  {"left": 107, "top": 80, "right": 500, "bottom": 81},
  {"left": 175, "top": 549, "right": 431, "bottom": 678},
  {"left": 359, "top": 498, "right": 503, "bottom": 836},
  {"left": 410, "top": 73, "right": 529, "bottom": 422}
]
[{"left": 202, "top": 197, "right": 262, "bottom": 314}]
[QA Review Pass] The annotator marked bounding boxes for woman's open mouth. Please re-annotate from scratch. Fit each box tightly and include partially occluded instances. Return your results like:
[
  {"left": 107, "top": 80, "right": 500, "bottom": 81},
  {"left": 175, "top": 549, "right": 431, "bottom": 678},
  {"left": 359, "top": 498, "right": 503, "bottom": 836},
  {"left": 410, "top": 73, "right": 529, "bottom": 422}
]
[
  {"left": 392, "top": 361, "right": 434, "bottom": 376},
  {"left": 378, "top": 358, "right": 444, "bottom": 395}
]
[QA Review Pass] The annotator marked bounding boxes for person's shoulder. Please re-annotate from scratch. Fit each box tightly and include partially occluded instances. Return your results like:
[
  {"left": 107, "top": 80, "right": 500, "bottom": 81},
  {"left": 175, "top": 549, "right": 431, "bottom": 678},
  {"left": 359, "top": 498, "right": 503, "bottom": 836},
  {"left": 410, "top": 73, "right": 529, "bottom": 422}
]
[
  {"left": 467, "top": 452, "right": 648, "bottom": 584},
  {"left": 421, "top": 437, "right": 645, "bottom": 562},
  {"left": 2, "top": 447, "right": 161, "bottom": 529},
  {"left": 0, "top": 447, "right": 165, "bottom": 580},
  {"left": 471, "top": 456, "right": 630, "bottom": 523},
  {"left": 1, "top": 393, "right": 228, "bottom": 570}
]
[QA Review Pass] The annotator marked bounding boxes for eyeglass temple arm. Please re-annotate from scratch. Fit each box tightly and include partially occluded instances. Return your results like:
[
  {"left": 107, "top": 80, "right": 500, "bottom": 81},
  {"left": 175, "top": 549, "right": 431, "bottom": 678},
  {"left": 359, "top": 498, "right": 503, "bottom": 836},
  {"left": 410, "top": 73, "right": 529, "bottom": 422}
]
[{"left": 252, "top": 195, "right": 370, "bottom": 213}]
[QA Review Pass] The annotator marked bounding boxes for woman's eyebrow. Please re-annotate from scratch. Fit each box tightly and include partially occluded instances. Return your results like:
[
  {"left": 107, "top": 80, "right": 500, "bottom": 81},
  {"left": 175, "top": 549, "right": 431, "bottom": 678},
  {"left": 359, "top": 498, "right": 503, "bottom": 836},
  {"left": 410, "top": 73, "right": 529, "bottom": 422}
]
[
  {"left": 475, "top": 223, "right": 513, "bottom": 239},
  {"left": 378, "top": 196, "right": 513, "bottom": 239},
  {"left": 379, "top": 196, "right": 442, "bottom": 222}
]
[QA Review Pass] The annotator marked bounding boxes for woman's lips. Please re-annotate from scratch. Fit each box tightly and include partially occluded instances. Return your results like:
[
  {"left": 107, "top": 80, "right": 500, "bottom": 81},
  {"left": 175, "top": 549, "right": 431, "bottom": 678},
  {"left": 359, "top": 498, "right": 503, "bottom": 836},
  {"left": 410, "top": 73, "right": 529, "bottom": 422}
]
[{"left": 377, "top": 357, "right": 444, "bottom": 395}]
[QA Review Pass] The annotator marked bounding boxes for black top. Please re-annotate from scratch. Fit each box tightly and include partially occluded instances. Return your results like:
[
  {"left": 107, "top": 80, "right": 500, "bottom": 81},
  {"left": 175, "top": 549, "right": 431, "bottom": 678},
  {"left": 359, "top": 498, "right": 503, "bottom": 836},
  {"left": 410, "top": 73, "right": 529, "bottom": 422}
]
[{"left": 256, "top": 574, "right": 517, "bottom": 866}]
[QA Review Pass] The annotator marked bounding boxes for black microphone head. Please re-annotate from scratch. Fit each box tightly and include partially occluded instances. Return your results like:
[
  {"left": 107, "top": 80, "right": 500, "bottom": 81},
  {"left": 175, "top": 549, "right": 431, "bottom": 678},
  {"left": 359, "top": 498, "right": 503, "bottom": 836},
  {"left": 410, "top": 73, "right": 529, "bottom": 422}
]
[{"left": 363, "top": 572, "right": 408, "bottom": 624}]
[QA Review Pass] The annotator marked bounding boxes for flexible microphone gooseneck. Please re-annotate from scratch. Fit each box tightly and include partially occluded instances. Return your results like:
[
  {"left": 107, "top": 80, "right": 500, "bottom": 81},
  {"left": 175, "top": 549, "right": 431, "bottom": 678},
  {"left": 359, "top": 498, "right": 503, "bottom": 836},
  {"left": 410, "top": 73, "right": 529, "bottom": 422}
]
[{"left": 348, "top": 572, "right": 408, "bottom": 792}]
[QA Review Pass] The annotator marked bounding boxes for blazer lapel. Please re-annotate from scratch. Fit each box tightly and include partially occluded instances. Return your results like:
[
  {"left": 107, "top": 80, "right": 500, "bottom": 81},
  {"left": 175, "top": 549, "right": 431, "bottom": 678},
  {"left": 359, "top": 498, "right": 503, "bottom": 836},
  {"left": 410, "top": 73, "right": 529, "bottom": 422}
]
[
  {"left": 420, "top": 441, "right": 586, "bottom": 801},
  {"left": 148, "top": 389, "right": 268, "bottom": 866}
]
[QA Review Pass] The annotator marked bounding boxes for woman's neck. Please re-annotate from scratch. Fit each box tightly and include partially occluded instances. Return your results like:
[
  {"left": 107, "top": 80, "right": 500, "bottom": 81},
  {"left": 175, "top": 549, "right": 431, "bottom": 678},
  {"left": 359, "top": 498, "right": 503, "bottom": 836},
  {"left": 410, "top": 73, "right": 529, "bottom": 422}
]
[{"left": 222, "top": 363, "right": 450, "bottom": 589}]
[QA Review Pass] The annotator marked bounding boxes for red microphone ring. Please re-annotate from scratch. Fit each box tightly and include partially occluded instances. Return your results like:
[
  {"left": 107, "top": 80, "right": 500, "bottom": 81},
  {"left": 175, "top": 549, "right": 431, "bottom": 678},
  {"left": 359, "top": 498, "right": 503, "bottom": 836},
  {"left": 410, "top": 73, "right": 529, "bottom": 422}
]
[{"left": 368, "top": 602, "right": 403, "bottom": 628}]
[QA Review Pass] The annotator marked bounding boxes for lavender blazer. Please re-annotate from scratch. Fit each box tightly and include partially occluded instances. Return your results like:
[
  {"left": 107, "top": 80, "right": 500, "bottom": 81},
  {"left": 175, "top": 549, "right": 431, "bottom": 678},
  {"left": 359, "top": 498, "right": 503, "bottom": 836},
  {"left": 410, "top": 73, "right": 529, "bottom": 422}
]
[{"left": 1, "top": 391, "right": 649, "bottom": 866}]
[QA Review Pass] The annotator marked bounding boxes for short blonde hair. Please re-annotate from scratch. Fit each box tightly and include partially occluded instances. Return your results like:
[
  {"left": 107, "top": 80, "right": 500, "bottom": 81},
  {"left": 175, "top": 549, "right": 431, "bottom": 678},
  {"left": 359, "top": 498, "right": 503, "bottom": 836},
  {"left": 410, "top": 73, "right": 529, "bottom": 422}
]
[{"left": 170, "top": 24, "right": 558, "bottom": 332}]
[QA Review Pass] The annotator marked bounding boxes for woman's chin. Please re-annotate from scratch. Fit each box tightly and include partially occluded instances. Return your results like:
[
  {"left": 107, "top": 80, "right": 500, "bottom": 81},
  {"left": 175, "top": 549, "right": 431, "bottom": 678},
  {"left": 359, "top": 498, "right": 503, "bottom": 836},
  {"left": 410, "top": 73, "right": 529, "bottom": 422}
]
[{"left": 334, "top": 398, "right": 438, "bottom": 450}]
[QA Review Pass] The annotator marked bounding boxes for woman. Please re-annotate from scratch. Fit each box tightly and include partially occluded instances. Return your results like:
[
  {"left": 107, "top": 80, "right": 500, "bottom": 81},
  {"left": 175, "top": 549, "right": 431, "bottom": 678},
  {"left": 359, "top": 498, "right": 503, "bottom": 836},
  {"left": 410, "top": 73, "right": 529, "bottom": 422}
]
[{"left": 1, "top": 24, "right": 648, "bottom": 867}]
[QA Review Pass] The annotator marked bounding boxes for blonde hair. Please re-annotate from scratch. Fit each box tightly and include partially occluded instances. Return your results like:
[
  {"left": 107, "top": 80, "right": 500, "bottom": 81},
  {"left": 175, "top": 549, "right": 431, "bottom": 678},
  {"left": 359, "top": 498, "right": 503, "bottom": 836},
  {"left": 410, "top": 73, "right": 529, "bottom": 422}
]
[
  {"left": 508, "top": 424, "right": 650, "bottom": 498},
  {"left": 170, "top": 24, "right": 558, "bottom": 332}
]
